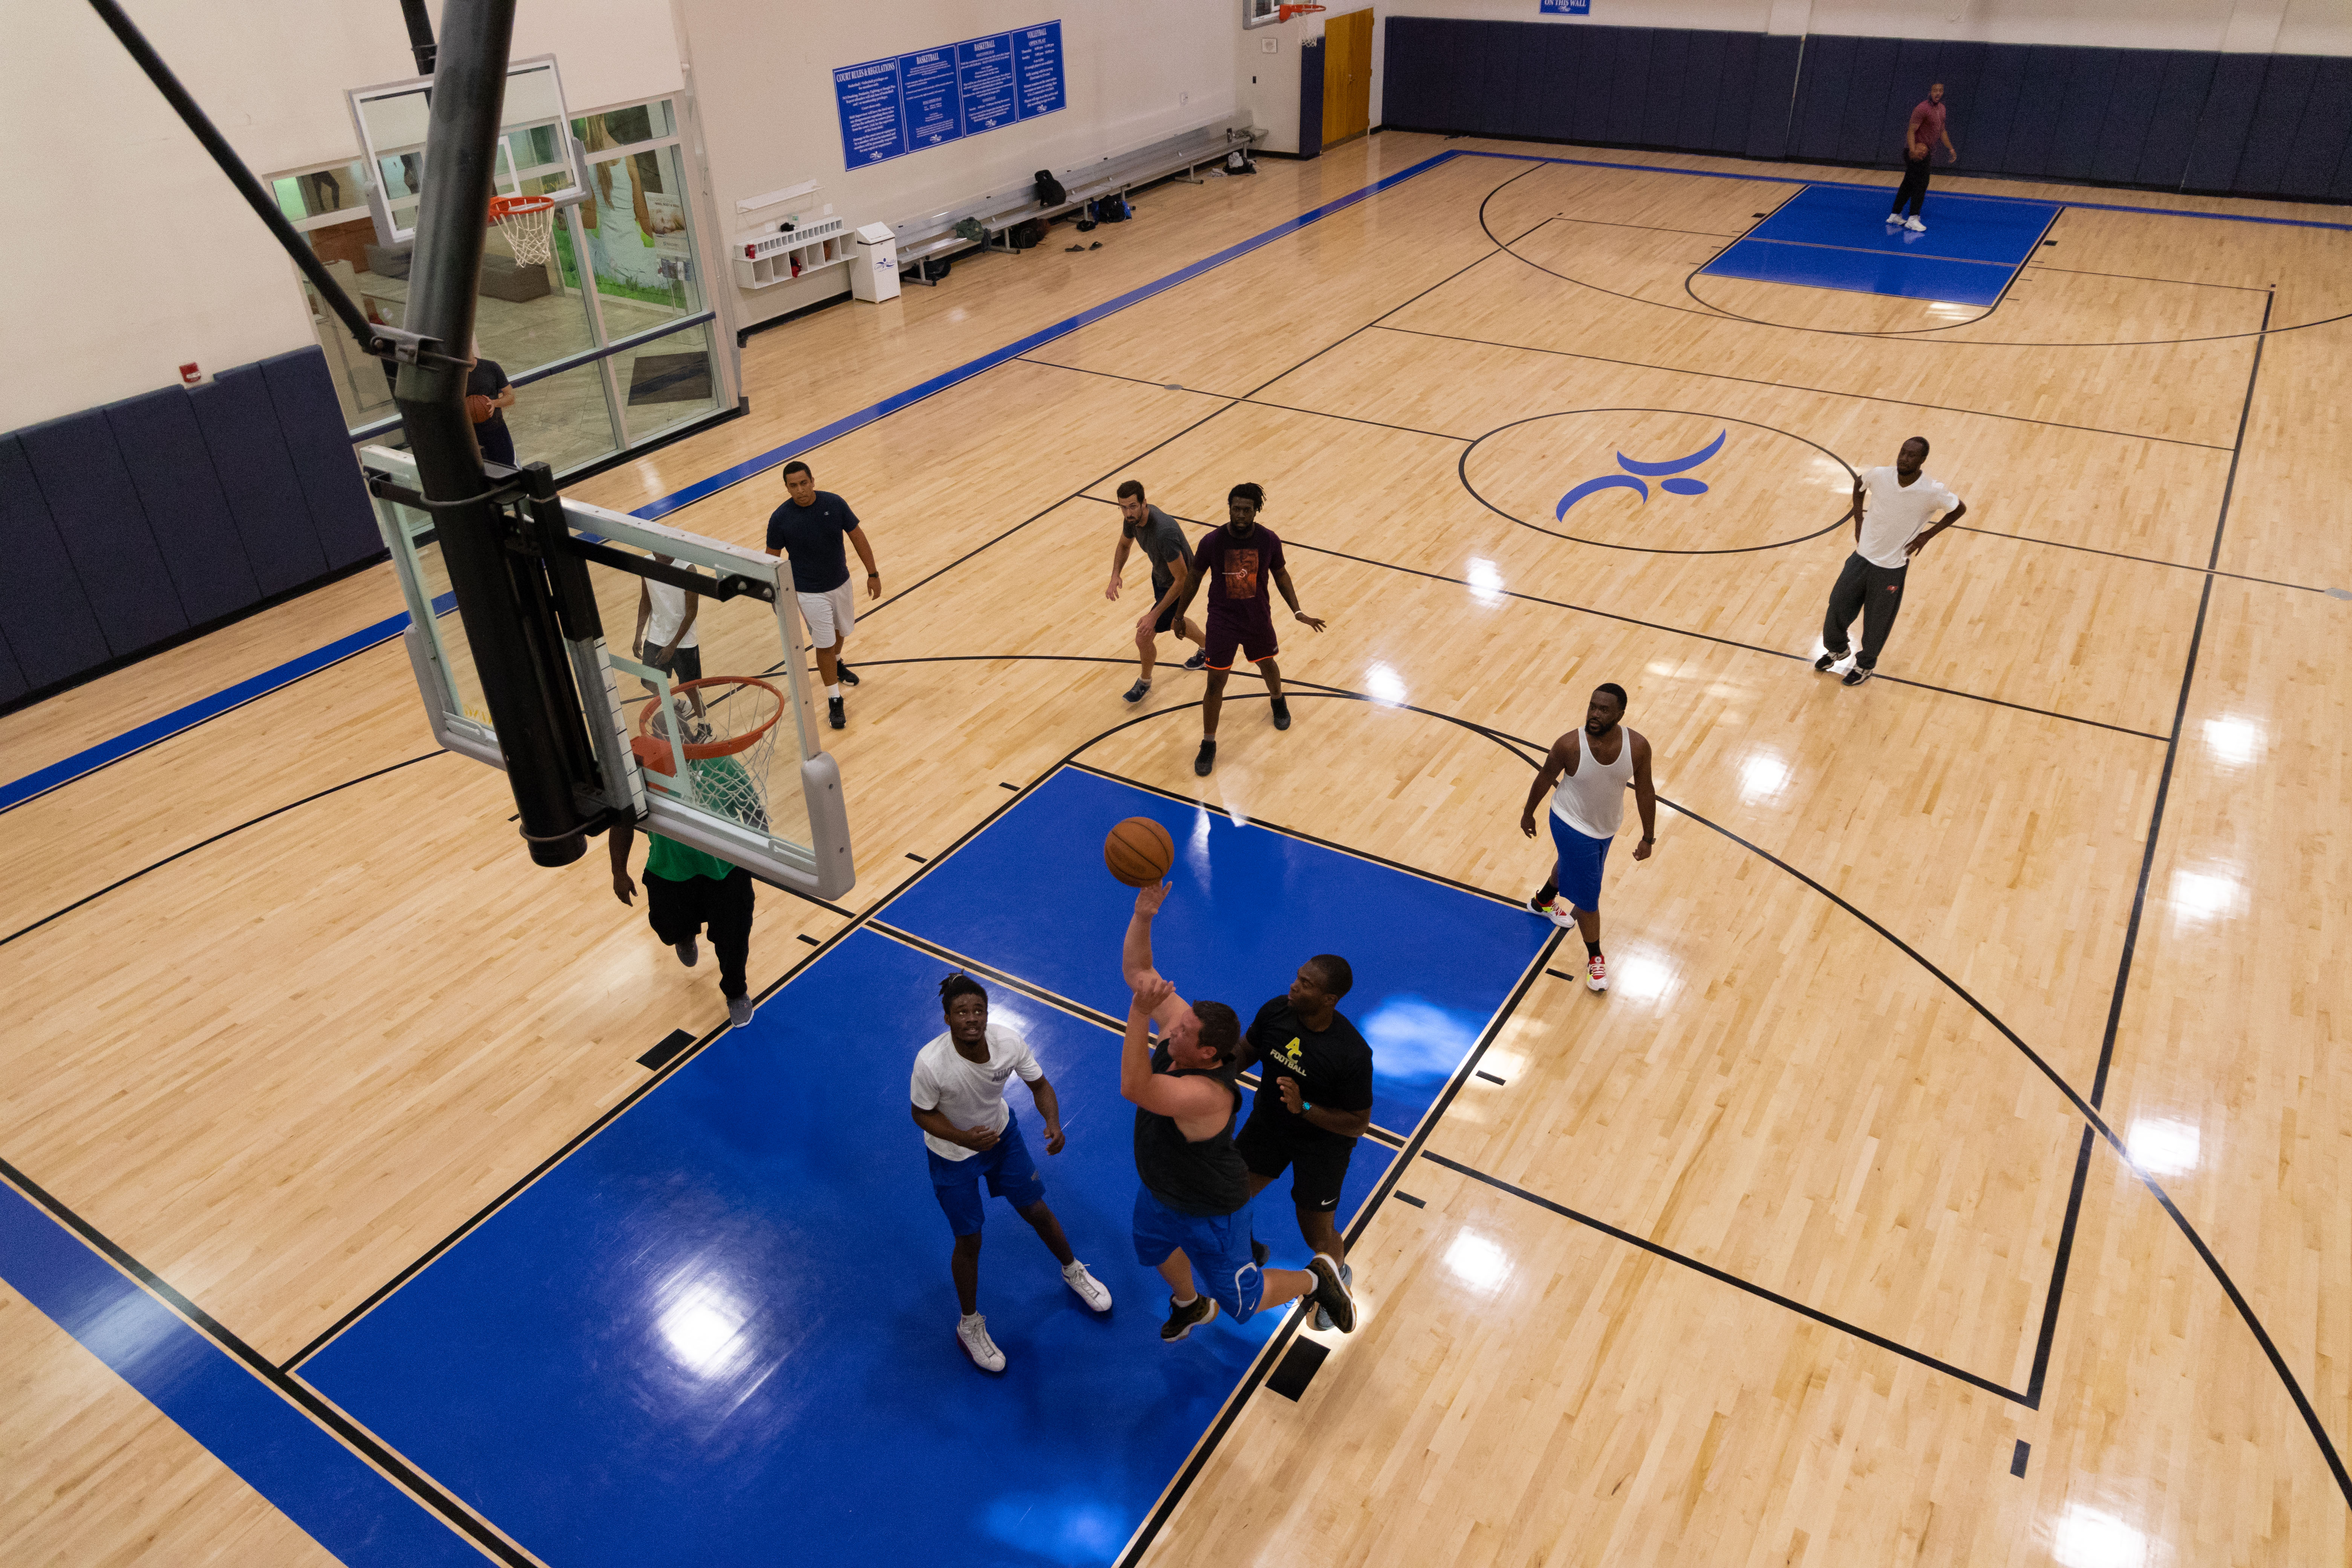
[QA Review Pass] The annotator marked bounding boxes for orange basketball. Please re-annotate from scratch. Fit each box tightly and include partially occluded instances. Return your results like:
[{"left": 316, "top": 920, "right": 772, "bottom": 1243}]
[
  {"left": 1103, "top": 816, "right": 1174, "bottom": 887},
  {"left": 466, "top": 393, "right": 495, "bottom": 423}
]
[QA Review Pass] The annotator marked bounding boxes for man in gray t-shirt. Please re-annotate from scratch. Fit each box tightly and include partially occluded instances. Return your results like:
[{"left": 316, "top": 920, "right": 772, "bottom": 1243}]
[{"left": 1104, "top": 479, "right": 1206, "bottom": 704}]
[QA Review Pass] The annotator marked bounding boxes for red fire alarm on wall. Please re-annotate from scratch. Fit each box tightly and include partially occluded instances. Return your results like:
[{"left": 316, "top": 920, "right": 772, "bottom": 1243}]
[{"left": 179, "top": 362, "right": 201, "bottom": 386}]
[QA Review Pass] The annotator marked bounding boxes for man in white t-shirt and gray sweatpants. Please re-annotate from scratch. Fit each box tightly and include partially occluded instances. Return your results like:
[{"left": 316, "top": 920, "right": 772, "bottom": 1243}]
[
  {"left": 911, "top": 971, "right": 1112, "bottom": 1374},
  {"left": 1816, "top": 436, "right": 1968, "bottom": 687}
]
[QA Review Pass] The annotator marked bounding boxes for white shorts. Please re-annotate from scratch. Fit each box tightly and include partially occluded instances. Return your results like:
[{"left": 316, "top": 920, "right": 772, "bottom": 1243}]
[{"left": 797, "top": 579, "right": 856, "bottom": 646}]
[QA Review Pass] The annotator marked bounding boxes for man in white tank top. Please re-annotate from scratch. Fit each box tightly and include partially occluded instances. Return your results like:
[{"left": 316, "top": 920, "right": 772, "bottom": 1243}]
[
  {"left": 632, "top": 554, "right": 706, "bottom": 719},
  {"left": 1517, "top": 683, "right": 1658, "bottom": 993}
]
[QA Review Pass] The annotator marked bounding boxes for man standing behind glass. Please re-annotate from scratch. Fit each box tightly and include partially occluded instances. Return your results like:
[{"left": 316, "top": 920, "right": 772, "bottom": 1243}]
[{"left": 766, "top": 460, "right": 881, "bottom": 731}]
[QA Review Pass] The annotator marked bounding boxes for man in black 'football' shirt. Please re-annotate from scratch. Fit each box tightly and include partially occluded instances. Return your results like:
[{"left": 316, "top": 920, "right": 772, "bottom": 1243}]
[{"left": 1236, "top": 953, "right": 1372, "bottom": 1328}]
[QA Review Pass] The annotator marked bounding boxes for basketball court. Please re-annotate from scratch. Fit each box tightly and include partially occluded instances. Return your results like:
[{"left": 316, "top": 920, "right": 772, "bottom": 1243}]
[{"left": 3, "top": 31, "right": 2350, "bottom": 1565}]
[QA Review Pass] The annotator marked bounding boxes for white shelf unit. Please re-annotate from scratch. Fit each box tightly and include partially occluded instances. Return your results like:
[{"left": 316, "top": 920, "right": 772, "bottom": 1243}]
[{"left": 733, "top": 214, "right": 850, "bottom": 289}]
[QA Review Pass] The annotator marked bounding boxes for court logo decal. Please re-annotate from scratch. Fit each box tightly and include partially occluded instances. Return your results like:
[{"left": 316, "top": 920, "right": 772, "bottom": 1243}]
[{"left": 1556, "top": 430, "right": 1727, "bottom": 518}]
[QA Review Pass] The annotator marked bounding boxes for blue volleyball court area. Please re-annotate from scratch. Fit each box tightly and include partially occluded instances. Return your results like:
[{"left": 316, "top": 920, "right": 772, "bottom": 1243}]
[
  {"left": 300, "top": 768, "right": 1551, "bottom": 1566},
  {"left": 1700, "top": 182, "right": 2062, "bottom": 306}
]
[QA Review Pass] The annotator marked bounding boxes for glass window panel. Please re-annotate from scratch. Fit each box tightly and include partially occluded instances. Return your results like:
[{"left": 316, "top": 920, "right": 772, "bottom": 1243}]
[
  {"left": 577, "top": 143, "right": 702, "bottom": 329},
  {"left": 476, "top": 197, "right": 601, "bottom": 379},
  {"left": 614, "top": 318, "right": 721, "bottom": 447},
  {"left": 275, "top": 162, "right": 371, "bottom": 224},
  {"left": 501, "top": 359, "right": 623, "bottom": 476},
  {"left": 301, "top": 226, "right": 403, "bottom": 429},
  {"left": 572, "top": 100, "right": 674, "bottom": 151}
]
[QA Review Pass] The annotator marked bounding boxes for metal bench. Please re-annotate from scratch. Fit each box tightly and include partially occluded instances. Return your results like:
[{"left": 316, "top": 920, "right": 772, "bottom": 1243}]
[{"left": 894, "top": 115, "right": 1267, "bottom": 284}]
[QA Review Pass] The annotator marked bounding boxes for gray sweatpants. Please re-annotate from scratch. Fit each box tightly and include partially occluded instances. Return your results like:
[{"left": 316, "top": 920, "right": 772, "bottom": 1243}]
[{"left": 1822, "top": 552, "right": 1908, "bottom": 671}]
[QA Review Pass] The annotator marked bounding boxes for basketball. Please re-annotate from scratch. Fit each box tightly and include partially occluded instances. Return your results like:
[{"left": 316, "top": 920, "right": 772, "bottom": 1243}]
[
  {"left": 1102, "top": 816, "right": 1174, "bottom": 887},
  {"left": 466, "top": 393, "right": 494, "bottom": 423}
]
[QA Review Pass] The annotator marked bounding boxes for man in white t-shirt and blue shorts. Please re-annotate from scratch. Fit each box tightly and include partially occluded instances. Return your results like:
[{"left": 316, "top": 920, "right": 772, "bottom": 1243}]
[
  {"left": 1816, "top": 437, "right": 1968, "bottom": 687},
  {"left": 910, "top": 971, "right": 1112, "bottom": 1374}
]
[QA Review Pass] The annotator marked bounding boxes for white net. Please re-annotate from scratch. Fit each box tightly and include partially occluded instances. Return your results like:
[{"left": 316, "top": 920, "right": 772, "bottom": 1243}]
[
  {"left": 493, "top": 199, "right": 556, "bottom": 266},
  {"left": 636, "top": 681, "right": 784, "bottom": 835}
]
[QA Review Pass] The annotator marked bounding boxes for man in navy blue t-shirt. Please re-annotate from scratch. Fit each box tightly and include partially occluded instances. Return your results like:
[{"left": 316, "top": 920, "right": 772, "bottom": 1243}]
[{"left": 765, "top": 460, "right": 882, "bottom": 730}]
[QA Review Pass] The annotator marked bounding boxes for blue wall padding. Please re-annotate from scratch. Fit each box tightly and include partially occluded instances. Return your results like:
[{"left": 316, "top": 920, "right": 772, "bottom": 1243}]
[
  {"left": 105, "top": 387, "right": 261, "bottom": 627},
  {"left": 0, "top": 436, "right": 112, "bottom": 689},
  {"left": 189, "top": 366, "right": 331, "bottom": 598},
  {"left": 259, "top": 348, "right": 381, "bottom": 571},
  {"left": 16, "top": 411, "right": 188, "bottom": 657},
  {"left": 0, "top": 629, "right": 24, "bottom": 705},
  {"left": 1382, "top": 18, "right": 2352, "bottom": 201}
]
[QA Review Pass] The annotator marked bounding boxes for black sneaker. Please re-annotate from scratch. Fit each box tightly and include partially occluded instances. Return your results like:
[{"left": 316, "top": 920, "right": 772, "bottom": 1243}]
[
  {"left": 827, "top": 696, "right": 846, "bottom": 729},
  {"left": 1160, "top": 1294, "right": 1219, "bottom": 1341},
  {"left": 1270, "top": 697, "right": 1291, "bottom": 730},
  {"left": 1842, "top": 665, "right": 1875, "bottom": 687},
  {"left": 1193, "top": 740, "right": 1216, "bottom": 777},
  {"left": 1813, "top": 651, "right": 1844, "bottom": 673},
  {"left": 1123, "top": 678, "right": 1151, "bottom": 704},
  {"left": 1183, "top": 650, "right": 1208, "bottom": 670},
  {"left": 835, "top": 662, "right": 860, "bottom": 687},
  {"left": 1306, "top": 1254, "right": 1357, "bottom": 1333}
]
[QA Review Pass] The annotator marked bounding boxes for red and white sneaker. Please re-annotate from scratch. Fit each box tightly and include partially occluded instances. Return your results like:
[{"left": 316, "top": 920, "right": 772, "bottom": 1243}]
[
  {"left": 1543, "top": 897, "right": 1578, "bottom": 931},
  {"left": 1586, "top": 954, "right": 1609, "bottom": 992}
]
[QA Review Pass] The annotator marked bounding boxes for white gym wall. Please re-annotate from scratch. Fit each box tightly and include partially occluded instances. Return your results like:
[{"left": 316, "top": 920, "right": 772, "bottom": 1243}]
[{"left": 0, "top": 0, "right": 682, "bottom": 434}]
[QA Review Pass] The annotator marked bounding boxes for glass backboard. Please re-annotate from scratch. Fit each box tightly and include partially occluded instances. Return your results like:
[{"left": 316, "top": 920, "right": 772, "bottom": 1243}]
[
  {"left": 348, "top": 55, "right": 588, "bottom": 246},
  {"left": 363, "top": 446, "right": 854, "bottom": 899}
]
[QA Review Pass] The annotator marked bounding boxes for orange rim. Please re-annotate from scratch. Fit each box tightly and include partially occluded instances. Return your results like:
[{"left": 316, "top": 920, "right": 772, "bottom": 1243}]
[
  {"left": 630, "top": 676, "right": 786, "bottom": 771},
  {"left": 488, "top": 195, "right": 557, "bottom": 218}
]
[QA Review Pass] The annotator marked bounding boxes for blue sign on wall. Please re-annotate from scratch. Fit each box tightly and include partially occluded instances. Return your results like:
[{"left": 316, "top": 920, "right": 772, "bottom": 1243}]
[
  {"left": 1540, "top": 0, "right": 1592, "bottom": 13},
  {"left": 833, "top": 20, "right": 1065, "bottom": 168}
]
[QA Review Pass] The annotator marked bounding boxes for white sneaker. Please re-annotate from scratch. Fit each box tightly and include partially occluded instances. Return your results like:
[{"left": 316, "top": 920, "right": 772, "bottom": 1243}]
[
  {"left": 1063, "top": 1259, "right": 1113, "bottom": 1313},
  {"left": 1904, "top": 216, "right": 1926, "bottom": 233},
  {"left": 1587, "top": 954, "right": 1609, "bottom": 993},
  {"left": 956, "top": 1313, "right": 1006, "bottom": 1373},
  {"left": 1885, "top": 213, "right": 1902, "bottom": 226},
  {"left": 1543, "top": 897, "right": 1578, "bottom": 931}
]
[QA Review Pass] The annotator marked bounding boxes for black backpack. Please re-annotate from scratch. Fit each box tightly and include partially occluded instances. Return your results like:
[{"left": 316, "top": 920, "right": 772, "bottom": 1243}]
[
  {"left": 1088, "top": 194, "right": 1132, "bottom": 224},
  {"left": 1034, "top": 168, "right": 1067, "bottom": 207},
  {"left": 1009, "top": 217, "right": 1049, "bottom": 250}
]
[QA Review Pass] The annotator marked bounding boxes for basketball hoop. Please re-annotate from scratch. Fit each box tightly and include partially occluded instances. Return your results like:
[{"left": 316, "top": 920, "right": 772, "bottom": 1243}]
[
  {"left": 488, "top": 194, "right": 558, "bottom": 266},
  {"left": 1278, "top": 3, "right": 1325, "bottom": 18},
  {"left": 631, "top": 677, "right": 787, "bottom": 833}
]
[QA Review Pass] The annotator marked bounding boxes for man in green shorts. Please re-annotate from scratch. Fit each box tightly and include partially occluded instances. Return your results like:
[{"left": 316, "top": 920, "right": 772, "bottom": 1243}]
[{"left": 609, "top": 821, "right": 756, "bottom": 1027}]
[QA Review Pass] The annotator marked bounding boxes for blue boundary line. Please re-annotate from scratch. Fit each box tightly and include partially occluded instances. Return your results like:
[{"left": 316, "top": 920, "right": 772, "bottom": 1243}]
[
  {"left": 0, "top": 1173, "right": 488, "bottom": 1567},
  {"left": 0, "top": 594, "right": 455, "bottom": 817},
  {"left": 7, "top": 143, "right": 2341, "bottom": 817}
]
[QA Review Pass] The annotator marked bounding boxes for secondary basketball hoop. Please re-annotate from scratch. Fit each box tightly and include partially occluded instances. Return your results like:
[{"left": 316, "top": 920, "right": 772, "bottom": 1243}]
[
  {"left": 632, "top": 677, "right": 787, "bottom": 832},
  {"left": 488, "top": 194, "right": 558, "bottom": 265}
]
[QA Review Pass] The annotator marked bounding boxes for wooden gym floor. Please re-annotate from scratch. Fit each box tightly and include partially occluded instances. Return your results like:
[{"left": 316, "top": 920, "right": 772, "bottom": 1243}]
[{"left": 3, "top": 130, "right": 2349, "bottom": 1565}]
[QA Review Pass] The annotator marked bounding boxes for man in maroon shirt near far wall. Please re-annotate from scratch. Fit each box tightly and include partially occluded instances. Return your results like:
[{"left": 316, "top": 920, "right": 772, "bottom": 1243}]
[{"left": 1888, "top": 83, "right": 1957, "bottom": 233}]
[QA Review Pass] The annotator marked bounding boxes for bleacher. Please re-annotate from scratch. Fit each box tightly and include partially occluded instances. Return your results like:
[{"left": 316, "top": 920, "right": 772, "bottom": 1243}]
[{"left": 893, "top": 115, "right": 1267, "bottom": 283}]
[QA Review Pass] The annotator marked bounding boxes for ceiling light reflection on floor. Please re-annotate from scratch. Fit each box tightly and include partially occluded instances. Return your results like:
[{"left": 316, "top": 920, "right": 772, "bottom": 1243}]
[
  {"left": 657, "top": 1279, "right": 753, "bottom": 1378},
  {"left": 2167, "top": 868, "right": 2243, "bottom": 926},
  {"left": 1465, "top": 558, "right": 1507, "bottom": 604},
  {"left": 1443, "top": 1231, "right": 1512, "bottom": 1294},
  {"left": 2052, "top": 1505, "right": 2149, "bottom": 1568},
  {"left": 2201, "top": 715, "right": 2262, "bottom": 768},
  {"left": 1366, "top": 663, "right": 1407, "bottom": 706},
  {"left": 1740, "top": 752, "right": 1792, "bottom": 804},
  {"left": 2125, "top": 1117, "right": 2200, "bottom": 1177}
]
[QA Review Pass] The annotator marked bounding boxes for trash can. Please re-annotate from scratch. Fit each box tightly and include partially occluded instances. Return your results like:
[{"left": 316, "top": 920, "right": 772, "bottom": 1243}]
[{"left": 851, "top": 223, "right": 900, "bottom": 303}]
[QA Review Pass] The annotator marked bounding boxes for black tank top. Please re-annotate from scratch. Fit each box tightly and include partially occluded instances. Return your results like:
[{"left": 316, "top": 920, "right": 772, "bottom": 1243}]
[{"left": 1132, "top": 1042, "right": 1248, "bottom": 1217}]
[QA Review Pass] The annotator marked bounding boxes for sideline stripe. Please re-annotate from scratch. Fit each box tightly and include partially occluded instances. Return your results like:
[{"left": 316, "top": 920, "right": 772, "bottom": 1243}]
[
  {"left": 631, "top": 151, "right": 1461, "bottom": 519},
  {"left": 9, "top": 144, "right": 2339, "bottom": 815},
  {"left": 0, "top": 596, "right": 450, "bottom": 817},
  {"left": 0, "top": 1176, "right": 485, "bottom": 1566}
]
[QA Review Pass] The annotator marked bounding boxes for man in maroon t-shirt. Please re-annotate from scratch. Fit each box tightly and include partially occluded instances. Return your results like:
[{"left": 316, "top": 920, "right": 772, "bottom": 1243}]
[
  {"left": 1173, "top": 482, "right": 1326, "bottom": 777},
  {"left": 1887, "top": 82, "right": 1957, "bottom": 233}
]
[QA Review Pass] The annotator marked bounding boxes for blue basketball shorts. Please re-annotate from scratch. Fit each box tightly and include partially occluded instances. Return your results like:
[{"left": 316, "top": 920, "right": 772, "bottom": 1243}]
[
  {"left": 926, "top": 1109, "right": 1046, "bottom": 1237},
  {"left": 1549, "top": 812, "right": 1612, "bottom": 912},
  {"left": 1131, "top": 1187, "right": 1266, "bottom": 1322}
]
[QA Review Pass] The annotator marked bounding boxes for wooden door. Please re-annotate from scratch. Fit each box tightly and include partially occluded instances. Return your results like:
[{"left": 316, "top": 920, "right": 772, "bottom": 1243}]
[{"left": 1320, "top": 9, "right": 1374, "bottom": 147}]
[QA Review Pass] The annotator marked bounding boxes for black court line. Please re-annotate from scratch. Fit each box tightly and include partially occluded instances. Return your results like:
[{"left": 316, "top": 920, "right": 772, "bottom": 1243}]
[
  {"left": 0, "top": 1157, "right": 545, "bottom": 1568},
  {"left": 0, "top": 752, "right": 449, "bottom": 949},
  {"left": 1369, "top": 323, "right": 2237, "bottom": 452},
  {"left": 1951, "top": 523, "right": 2338, "bottom": 596},
  {"left": 2029, "top": 292, "right": 2275, "bottom": 1397},
  {"left": 1550, "top": 214, "right": 1745, "bottom": 239},
  {"left": 2022, "top": 263, "right": 2274, "bottom": 293},
  {"left": 1016, "top": 355, "right": 1472, "bottom": 444},
  {"left": 1065, "top": 491, "right": 2169, "bottom": 743},
  {"left": 1418, "top": 1150, "right": 2028, "bottom": 1401}
]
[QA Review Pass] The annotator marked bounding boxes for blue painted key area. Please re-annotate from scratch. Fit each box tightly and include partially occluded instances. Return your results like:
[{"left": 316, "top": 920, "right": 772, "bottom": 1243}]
[
  {"left": 303, "top": 773, "right": 1548, "bottom": 1566},
  {"left": 1701, "top": 184, "right": 2059, "bottom": 306},
  {"left": 887, "top": 769, "right": 1553, "bottom": 1137}
]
